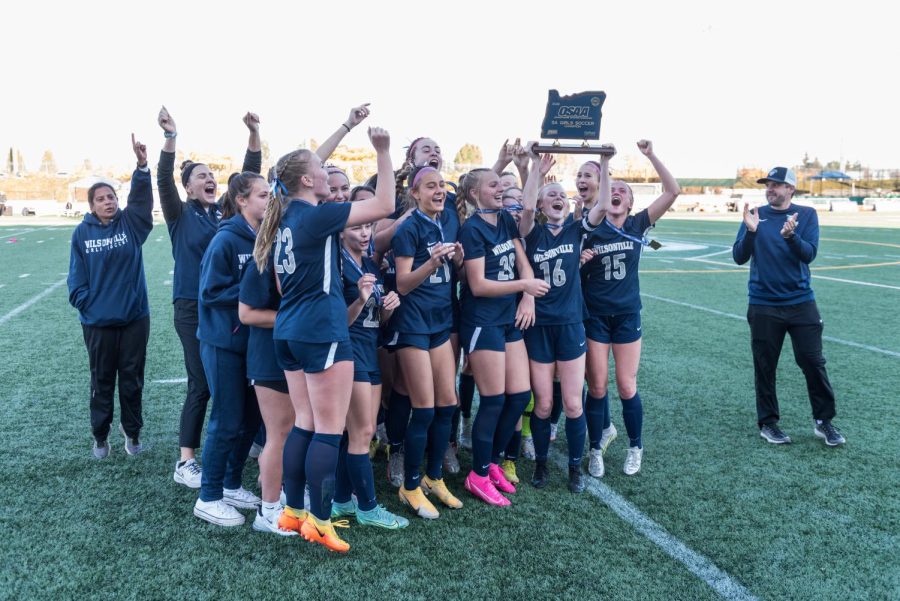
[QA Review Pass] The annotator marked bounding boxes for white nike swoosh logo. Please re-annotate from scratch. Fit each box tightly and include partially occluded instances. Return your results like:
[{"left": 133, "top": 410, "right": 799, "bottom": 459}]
[
  {"left": 758, "top": 219, "right": 768, "bottom": 222},
  {"left": 637, "top": 327, "right": 641, "bottom": 331},
  {"left": 579, "top": 342, "right": 585, "bottom": 347}
]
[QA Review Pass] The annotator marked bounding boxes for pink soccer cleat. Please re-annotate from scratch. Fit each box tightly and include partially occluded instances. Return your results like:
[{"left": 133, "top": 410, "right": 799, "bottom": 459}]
[{"left": 464, "top": 471, "right": 511, "bottom": 507}]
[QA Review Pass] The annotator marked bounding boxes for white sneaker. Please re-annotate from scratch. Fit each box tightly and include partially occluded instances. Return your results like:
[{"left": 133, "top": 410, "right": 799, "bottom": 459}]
[
  {"left": 252, "top": 506, "right": 298, "bottom": 536},
  {"left": 624, "top": 446, "right": 643, "bottom": 475},
  {"left": 279, "top": 488, "right": 287, "bottom": 506},
  {"left": 459, "top": 417, "right": 473, "bottom": 449},
  {"left": 599, "top": 423, "right": 618, "bottom": 455},
  {"left": 550, "top": 423, "right": 559, "bottom": 442},
  {"left": 194, "top": 498, "right": 245, "bottom": 527},
  {"left": 174, "top": 459, "right": 202, "bottom": 489},
  {"left": 223, "top": 486, "right": 261, "bottom": 509},
  {"left": 588, "top": 448, "right": 605, "bottom": 478},
  {"left": 521, "top": 436, "right": 536, "bottom": 461}
]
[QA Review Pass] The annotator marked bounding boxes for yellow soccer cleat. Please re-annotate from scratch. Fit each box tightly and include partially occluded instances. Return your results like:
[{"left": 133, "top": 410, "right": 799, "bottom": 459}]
[
  {"left": 300, "top": 514, "right": 350, "bottom": 554},
  {"left": 421, "top": 476, "right": 463, "bottom": 509},
  {"left": 501, "top": 459, "right": 520, "bottom": 484},
  {"left": 399, "top": 484, "right": 440, "bottom": 519}
]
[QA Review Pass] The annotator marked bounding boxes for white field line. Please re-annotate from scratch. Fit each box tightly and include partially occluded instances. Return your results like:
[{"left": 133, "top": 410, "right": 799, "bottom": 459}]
[
  {"left": 550, "top": 449, "right": 758, "bottom": 601},
  {"left": 152, "top": 378, "right": 187, "bottom": 384},
  {"left": 0, "top": 278, "right": 67, "bottom": 325},
  {"left": 811, "top": 275, "right": 900, "bottom": 291},
  {"left": 642, "top": 293, "right": 900, "bottom": 359},
  {"left": 0, "top": 227, "right": 54, "bottom": 240}
]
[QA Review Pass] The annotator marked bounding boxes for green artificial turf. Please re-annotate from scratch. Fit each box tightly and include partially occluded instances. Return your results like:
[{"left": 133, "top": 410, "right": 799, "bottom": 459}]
[{"left": 0, "top": 219, "right": 897, "bottom": 600}]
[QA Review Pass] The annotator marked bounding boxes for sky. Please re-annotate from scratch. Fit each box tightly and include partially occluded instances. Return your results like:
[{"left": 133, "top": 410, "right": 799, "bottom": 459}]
[{"left": 2, "top": 0, "right": 898, "bottom": 178}]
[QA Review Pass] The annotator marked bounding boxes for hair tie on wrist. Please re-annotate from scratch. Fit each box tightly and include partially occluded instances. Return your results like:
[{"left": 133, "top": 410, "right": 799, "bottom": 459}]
[{"left": 341, "top": 123, "right": 351, "bottom": 133}]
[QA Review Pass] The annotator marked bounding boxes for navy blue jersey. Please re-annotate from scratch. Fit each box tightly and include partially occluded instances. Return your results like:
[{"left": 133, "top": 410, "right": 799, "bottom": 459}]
[
  {"left": 524, "top": 219, "right": 593, "bottom": 325},
  {"left": 273, "top": 199, "right": 352, "bottom": 343},
  {"left": 342, "top": 251, "right": 384, "bottom": 349},
  {"left": 239, "top": 255, "right": 284, "bottom": 381},
  {"left": 581, "top": 209, "right": 652, "bottom": 316},
  {"left": 459, "top": 211, "right": 520, "bottom": 327},
  {"left": 390, "top": 208, "right": 459, "bottom": 334}
]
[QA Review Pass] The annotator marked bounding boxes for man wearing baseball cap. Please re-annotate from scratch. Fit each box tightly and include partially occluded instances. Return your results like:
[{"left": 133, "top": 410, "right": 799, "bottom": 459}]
[{"left": 731, "top": 166, "right": 846, "bottom": 447}]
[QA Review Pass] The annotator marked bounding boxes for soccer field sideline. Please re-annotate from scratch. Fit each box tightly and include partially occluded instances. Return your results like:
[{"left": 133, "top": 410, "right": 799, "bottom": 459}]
[{"left": 1, "top": 220, "right": 898, "bottom": 600}]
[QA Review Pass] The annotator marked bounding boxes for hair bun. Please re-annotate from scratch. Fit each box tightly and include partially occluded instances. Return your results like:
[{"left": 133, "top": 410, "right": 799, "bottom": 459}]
[{"left": 180, "top": 160, "right": 195, "bottom": 173}]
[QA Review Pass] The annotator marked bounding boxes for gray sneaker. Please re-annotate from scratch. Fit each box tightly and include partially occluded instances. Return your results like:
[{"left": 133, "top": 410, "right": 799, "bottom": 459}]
[
  {"left": 760, "top": 423, "right": 792, "bottom": 444},
  {"left": 443, "top": 443, "right": 461, "bottom": 475},
  {"left": 92, "top": 439, "right": 110, "bottom": 460},
  {"left": 119, "top": 424, "right": 147, "bottom": 455},
  {"left": 387, "top": 449, "right": 404, "bottom": 488},
  {"left": 814, "top": 421, "right": 846, "bottom": 447}
]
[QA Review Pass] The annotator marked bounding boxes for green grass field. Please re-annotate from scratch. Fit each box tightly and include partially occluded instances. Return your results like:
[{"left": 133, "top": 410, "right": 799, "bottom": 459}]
[{"left": 1, "top": 218, "right": 898, "bottom": 601}]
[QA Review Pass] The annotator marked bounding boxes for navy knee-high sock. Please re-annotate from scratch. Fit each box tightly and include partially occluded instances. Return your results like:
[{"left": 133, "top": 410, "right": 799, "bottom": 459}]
[
  {"left": 282, "top": 426, "right": 313, "bottom": 510},
  {"left": 376, "top": 405, "right": 385, "bottom": 426},
  {"left": 505, "top": 430, "right": 522, "bottom": 461},
  {"left": 471, "top": 393, "right": 504, "bottom": 476},
  {"left": 346, "top": 452, "right": 377, "bottom": 511},
  {"left": 492, "top": 391, "right": 531, "bottom": 464},
  {"left": 333, "top": 432, "right": 352, "bottom": 504},
  {"left": 426, "top": 405, "right": 456, "bottom": 480},
  {"left": 551, "top": 381, "right": 563, "bottom": 425},
  {"left": 565, "top": 413, "right": 587, "bottom": 466},
  {"left": 621, "top": 392, "right": 644, "bottom": 448},
  {"left": 386, "top": 390, "right": 411, "bottom": 454},
  {"left": 459, "top": 373, "right": 475, "bottom": 418},
  {"left": 531, "top": 414, "right": 551, "bottom": 461},
  {"left": 449, "top": 406, "right": 461, "bottom": 443},
  {"left": 585, "top": 394, "right": 608, "bottom": 450},
  {"left": 305, "top": 433, "right": 342, "bottom": 521},
  {"left": 403, "top": 407, "right": 434, "bottom": 490}
]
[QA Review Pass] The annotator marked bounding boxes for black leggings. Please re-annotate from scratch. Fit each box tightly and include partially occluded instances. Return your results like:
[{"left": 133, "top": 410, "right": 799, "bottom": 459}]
[{"left": 174, "top": 299, "right": 211, "bottom": 449}]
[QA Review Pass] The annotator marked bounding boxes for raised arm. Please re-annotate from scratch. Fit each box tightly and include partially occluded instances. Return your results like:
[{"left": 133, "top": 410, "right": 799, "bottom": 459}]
[
  {"left": 465, "top": 253, "right": 548, "bottom": 298},
  {"left": 586, "top": 151, "right": 612, "bottom": 228},
  {"left": 125, "top": 134, "right": 154, "bottom": 240},
  {"left": 491, "top": 138, "right": 515, "bottom": 175},
  {"left": 641, "top": 140, "right": 681, "bottom": 224},
  {"left": 241, "top": 112, "right": 262, "bottom": 174},
  {"left": 347, "top": 127, "right": 395, "bottom": 227},
  {"left": 156, "top": 106, "right": 183, "bottom": 225},
  {"left": 512, "top": 142, "right": 531, "bottom": 187},
  {"left": 519, "top": 152, "right": 555, "bottom": 238},
  {"left": 315, "top": 103, "right": 370, "bottom": 162}
]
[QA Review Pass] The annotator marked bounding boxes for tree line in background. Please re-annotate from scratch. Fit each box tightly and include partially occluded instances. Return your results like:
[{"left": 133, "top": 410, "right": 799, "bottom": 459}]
[{"left": 2, "top": 143, "right": 898, "bottom": 203}]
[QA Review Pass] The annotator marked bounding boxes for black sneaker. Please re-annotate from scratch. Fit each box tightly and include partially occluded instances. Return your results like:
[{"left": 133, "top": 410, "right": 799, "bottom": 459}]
[
  {"left": 531, "top": 460, "right": 549, "bottom": 489},
  {"left": 813, "top": 421, "right": 846, "bottom": 447},
  {"left": 759, "top": 423, "right": 792, "bottom": 444},
  {"left": 567, "top": 465, "right": 585, "bottom": 494}
]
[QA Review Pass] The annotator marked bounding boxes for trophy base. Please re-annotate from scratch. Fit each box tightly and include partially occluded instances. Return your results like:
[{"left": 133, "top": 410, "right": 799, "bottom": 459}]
[{"left": 532, "top": 143, "right": 616, "bottom": 156}]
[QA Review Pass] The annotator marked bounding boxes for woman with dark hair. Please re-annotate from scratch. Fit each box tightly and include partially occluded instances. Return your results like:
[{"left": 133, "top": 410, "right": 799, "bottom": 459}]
[
  {"left": 157, "top": 107, "right": 262, "bottom": 488},
  {"left": 68, "top": 134, "right": 153, "bottom": 458}
]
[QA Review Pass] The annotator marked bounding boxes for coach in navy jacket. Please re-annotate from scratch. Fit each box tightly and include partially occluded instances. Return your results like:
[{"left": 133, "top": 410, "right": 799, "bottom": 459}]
[
  {"left": 733, "top": 167, "right": 845, "bottom": 447},
  {"left": 68, "top": 135, "right": 153, "bottom": 458}
]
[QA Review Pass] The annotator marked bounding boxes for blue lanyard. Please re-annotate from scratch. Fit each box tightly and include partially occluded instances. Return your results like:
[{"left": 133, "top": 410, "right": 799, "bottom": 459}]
[
  {"left": 545, "top": 222, "right": 563, "bottom": 231},
  {"left": 341, "top": 247, "right": 381, "bottom": 303},
  {"left": 475, "top": 208, "right": 501, "bottom": 215},
  {"left": 415, "top": 209, "right": 444, "bottom": 243},
  {"left": 604, "top": 219, "right": 651, "bottom": 247}
]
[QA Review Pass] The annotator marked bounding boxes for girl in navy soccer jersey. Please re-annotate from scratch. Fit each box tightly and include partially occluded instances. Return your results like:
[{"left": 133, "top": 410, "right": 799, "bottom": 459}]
[
  {"left": 68, "top": 134, "right": 153, "bottom": 459},
  {"left": 457, "top": 167, "right": 550, "bottom": 507},
  {"left": 326, "top": 166, "right": 352, "bottom": 203},
  {"left": 238, "top": 245, "right": 296, "bottom": 536},
  {"left": 253, "top": 126, "right": 395, "bottom": 554},
  {"left": 329, "top": 215, "right": 408, "bottom": 530},
  {"left": 157, "top": 107, "right": 262, "bottom": 489},
  {"left": 390, "top": 165, "right": 465, "bottom": 519},
  {"left": 520, "top": 151, "right": 610, "bottom": 492},
  {"left": 581, "top": 140, "right": 680, "bottom": 477},
  {"left": 193, "top": 170, "right": 272, "bottom": 527}
]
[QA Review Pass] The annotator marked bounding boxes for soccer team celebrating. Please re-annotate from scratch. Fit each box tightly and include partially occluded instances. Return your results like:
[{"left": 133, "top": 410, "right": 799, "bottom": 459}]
[{"left": 67, "top": 102, "right": 846, "bottom": 554}]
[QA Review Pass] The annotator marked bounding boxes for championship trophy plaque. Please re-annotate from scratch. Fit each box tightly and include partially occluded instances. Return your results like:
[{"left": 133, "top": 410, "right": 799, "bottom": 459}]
[{"left": 533, "top": 90, "right": 615, "bottom": 156}]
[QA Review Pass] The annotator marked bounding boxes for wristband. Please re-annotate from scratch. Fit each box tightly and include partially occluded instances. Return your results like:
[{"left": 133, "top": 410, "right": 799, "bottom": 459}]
[
  {"left": 341, "top": 123, "right": 351, "bottom": 133},
  {"left": 164, "top": 131, "right": 177, "bottom": 139}
]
